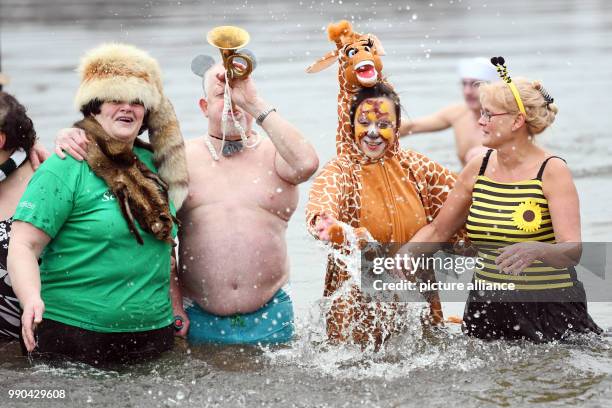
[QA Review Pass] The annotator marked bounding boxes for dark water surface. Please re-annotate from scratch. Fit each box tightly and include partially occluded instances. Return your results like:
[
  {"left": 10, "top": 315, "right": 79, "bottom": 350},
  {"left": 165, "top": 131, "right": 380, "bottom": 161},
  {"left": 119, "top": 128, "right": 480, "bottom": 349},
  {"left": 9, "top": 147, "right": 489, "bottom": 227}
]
[{"left": 1, "top": 0, "right": 611, "bottom": 407}]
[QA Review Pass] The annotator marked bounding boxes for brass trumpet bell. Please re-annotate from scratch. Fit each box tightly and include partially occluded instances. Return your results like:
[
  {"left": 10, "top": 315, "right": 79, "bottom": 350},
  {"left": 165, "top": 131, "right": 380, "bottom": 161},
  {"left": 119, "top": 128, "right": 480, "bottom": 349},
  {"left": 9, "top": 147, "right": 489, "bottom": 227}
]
[{"left": 207, "top": 26, "right": 254, "bottom": 80}]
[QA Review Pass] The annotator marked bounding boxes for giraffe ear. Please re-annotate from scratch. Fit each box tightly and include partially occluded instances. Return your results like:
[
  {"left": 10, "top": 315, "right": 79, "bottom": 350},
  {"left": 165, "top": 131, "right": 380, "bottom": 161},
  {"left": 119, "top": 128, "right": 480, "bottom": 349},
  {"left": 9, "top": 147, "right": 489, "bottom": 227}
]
[
  {"left": 305, "top": 50, "right": 339, "bottom": 73},
  {"left": 369, "top": 34, "right": 385, "bottom": 56}
]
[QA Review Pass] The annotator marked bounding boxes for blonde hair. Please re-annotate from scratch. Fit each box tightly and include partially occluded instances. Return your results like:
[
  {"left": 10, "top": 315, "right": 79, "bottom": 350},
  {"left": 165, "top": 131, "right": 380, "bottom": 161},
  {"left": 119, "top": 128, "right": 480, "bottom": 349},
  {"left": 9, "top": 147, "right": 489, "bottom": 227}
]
[{"left": 479, "top": 77, "right": 558, "bottom": 135}]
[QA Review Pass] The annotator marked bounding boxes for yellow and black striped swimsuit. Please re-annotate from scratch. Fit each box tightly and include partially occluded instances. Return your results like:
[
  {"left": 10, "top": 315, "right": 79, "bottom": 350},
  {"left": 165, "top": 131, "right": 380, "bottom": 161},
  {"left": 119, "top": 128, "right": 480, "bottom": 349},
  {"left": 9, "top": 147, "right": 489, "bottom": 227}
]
[{"left": 466, "top": 149, "right": 576, "bottom": 290}]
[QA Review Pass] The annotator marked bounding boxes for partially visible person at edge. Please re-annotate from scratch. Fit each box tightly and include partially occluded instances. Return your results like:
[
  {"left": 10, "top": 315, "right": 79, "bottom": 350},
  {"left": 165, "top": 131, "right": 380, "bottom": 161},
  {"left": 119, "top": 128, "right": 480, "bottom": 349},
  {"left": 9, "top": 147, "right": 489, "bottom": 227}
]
[
  {"left": 0, "top": 91, "right": 37, "bottom": 341},
  {"left": 306, "top": 82, "right": 470, "bottom": 349},
  {"left": 7, "top": 43, "right": 189, "bottom": 365},
  {"left": 399, "top": 58, "right": 498, "bottom": 166},
  {"left": 0, "top": 71, "right": 9, "bottom": 92},
  {"left": 396, "top": 60, "right": 602, "bottom": 342},
  {"left": 54, "top": 62, "right": 319, "bottom": 345}
]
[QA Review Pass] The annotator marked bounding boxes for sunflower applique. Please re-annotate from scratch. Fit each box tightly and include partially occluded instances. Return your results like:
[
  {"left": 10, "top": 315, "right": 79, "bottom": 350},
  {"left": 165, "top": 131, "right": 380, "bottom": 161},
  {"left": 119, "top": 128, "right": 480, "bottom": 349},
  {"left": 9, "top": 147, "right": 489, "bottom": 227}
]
[{"left": 512, "top": 200, "right": 542, "bottom": 232}]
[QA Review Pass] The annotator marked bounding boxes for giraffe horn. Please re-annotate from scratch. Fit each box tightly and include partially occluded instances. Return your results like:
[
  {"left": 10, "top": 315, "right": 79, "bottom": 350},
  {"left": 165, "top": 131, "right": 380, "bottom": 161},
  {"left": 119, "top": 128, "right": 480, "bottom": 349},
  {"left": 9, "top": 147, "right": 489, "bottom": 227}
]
[{"left": 328, "top": 20, "right": 352, "bottom": 45}]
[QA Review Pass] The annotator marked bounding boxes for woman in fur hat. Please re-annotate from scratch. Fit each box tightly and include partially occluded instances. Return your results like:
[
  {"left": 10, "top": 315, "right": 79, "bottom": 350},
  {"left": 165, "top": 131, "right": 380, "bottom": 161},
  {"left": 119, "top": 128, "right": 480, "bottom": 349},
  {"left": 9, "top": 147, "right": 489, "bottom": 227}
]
[{"left": 7, "top": 43, "right": 188, "bottom": 365}]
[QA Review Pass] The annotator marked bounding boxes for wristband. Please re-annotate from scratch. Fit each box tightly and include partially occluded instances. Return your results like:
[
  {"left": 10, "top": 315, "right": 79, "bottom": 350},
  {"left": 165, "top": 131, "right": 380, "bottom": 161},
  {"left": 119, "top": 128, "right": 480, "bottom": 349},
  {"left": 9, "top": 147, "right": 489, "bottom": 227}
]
[
  {"left": 173, "top": 315, "right": 184, "bottom": 331},
  {"left": 256, "top": 107, "right": 277, "bottom": 126}
]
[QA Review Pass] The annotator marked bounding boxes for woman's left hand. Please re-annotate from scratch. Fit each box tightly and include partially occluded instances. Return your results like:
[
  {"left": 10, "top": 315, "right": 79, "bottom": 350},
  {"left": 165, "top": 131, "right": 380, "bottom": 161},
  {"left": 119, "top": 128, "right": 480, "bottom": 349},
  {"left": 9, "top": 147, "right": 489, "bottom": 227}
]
[{"left": 496, "top": 242, "right": 544, "bottom": 275}]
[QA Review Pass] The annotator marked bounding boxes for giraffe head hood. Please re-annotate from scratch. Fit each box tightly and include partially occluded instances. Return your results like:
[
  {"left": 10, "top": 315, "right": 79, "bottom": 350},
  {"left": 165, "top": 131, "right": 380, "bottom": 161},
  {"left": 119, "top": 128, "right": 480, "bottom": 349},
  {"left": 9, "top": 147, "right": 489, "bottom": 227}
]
[
  {"left": 306, "top": 20, "right": 385, "bottom": 91},
  {"left": 306, "top": 21, "right": 387, "bottom": 157}
]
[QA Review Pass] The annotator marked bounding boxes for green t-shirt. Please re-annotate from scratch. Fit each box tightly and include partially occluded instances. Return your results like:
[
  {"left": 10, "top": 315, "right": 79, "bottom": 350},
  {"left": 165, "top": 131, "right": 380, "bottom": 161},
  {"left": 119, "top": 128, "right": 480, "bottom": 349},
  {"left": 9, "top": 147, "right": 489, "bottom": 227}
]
[{"left": 14, "top": 147, "right": 176, "bottom": 333}]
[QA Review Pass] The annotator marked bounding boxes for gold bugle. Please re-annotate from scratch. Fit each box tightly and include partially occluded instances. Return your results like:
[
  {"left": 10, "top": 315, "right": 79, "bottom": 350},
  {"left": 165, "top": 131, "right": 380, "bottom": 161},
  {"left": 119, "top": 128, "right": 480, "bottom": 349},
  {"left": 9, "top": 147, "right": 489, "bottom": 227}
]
[{"left": 207, "top": 26, "right": 253, "bottom": 80}]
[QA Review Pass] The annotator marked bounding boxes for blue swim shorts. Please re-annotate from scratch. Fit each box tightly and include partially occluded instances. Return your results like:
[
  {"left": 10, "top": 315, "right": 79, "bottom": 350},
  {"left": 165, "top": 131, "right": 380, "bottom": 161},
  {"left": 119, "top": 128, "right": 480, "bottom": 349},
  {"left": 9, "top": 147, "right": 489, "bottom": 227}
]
[{"left": 185, "top": 286, "right": 294, "bottom": 345}]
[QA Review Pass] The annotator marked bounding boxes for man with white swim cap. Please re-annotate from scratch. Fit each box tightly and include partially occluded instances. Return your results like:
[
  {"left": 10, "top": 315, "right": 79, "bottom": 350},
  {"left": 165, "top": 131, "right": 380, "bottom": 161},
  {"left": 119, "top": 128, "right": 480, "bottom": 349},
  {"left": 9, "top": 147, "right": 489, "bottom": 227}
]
[{"left": 399, "top": 57, "right": 498, "bottom": 166}]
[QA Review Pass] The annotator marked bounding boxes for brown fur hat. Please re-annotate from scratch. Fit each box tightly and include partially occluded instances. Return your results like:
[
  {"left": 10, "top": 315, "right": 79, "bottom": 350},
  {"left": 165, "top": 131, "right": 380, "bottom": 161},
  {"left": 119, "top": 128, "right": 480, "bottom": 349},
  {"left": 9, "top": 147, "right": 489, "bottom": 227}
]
[
  {"left": 75, "top": 43, "right": 162, "bottom": 111},
  {"left": 74, "top": 43, "right": 188, "bottom": 209}
]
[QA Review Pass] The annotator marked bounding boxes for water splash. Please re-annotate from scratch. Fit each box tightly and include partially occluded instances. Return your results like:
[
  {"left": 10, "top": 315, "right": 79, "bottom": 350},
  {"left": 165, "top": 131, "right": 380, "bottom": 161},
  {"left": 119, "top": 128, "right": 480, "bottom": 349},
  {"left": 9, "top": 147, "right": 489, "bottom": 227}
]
[
  {"left": 319, "top": 222, "right": 422, "bottom": 350},
  {"left": 266, "top": 310, "right": 609, "bottom": 383}
]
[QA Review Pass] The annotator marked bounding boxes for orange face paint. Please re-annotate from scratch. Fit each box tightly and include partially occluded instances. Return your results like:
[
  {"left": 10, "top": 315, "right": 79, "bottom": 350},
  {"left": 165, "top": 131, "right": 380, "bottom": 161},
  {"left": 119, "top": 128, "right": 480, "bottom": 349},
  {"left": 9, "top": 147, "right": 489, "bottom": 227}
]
[{"left": 354, "top": 97, "right": 397, "bottom": 143}]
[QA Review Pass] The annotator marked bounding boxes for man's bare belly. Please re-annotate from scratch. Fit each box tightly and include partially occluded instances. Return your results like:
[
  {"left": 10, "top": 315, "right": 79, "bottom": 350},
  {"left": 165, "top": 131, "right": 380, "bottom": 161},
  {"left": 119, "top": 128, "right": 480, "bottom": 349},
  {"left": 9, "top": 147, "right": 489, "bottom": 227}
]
[{"left": 179, "top": 204, "right": 290, "bottom": 316}]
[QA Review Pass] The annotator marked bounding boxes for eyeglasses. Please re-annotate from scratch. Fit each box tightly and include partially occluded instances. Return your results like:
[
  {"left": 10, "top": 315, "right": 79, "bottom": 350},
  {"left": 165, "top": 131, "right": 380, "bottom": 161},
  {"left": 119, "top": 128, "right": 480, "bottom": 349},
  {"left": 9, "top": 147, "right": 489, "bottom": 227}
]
[
  {"left": 480, "top": 109, "right": 511, "bottom": 122},
  {"left": 461, "top": 79, "right": 483, "bottom": 89}
]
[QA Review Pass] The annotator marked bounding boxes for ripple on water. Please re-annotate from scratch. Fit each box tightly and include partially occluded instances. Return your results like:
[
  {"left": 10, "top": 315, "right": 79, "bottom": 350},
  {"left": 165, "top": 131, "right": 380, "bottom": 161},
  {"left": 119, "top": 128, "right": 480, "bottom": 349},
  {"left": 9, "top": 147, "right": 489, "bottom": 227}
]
[{"left": 0, "top": 318, "right": 610, "bottom": 408}]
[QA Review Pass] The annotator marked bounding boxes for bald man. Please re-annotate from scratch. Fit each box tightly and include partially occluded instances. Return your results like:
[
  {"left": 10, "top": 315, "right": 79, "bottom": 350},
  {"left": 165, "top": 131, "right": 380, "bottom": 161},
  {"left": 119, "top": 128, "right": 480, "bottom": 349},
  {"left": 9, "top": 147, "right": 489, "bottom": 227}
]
[
  {"left": 176, "top": 64, "right": 318, "bottom": 345},
  {"left": 399, "top": 58, "right": 498, "bottom": 166}
]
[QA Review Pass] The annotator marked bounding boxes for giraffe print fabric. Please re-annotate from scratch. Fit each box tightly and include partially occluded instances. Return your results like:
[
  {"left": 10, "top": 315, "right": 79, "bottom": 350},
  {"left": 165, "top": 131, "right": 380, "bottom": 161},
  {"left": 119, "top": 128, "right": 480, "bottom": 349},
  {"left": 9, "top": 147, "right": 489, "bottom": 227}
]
[{"left": 305, "top": 20, "right": 470, "bottom": 348}]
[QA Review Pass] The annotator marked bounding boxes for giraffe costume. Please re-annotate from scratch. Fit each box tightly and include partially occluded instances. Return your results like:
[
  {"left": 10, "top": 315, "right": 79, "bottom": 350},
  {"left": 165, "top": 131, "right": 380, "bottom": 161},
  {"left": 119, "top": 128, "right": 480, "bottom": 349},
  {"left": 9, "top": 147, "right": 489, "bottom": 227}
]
[{"left": 305, "top": 21, "right": 470, "bottom": 347}]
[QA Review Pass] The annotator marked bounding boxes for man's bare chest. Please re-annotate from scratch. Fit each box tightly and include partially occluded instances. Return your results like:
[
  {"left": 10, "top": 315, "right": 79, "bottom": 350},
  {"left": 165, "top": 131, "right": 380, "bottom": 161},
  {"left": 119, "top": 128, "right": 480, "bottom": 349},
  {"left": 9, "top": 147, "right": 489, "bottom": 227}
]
[{"left": 186, "top": 157, "right": 299, "bottom": 218}]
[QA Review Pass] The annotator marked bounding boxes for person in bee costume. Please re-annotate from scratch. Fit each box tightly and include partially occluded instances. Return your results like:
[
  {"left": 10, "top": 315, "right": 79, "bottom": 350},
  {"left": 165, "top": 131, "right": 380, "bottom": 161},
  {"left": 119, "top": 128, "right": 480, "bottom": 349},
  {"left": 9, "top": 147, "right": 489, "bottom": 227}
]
[{"left": 397, "top": 57, "right": 602, "bottom": 342}]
